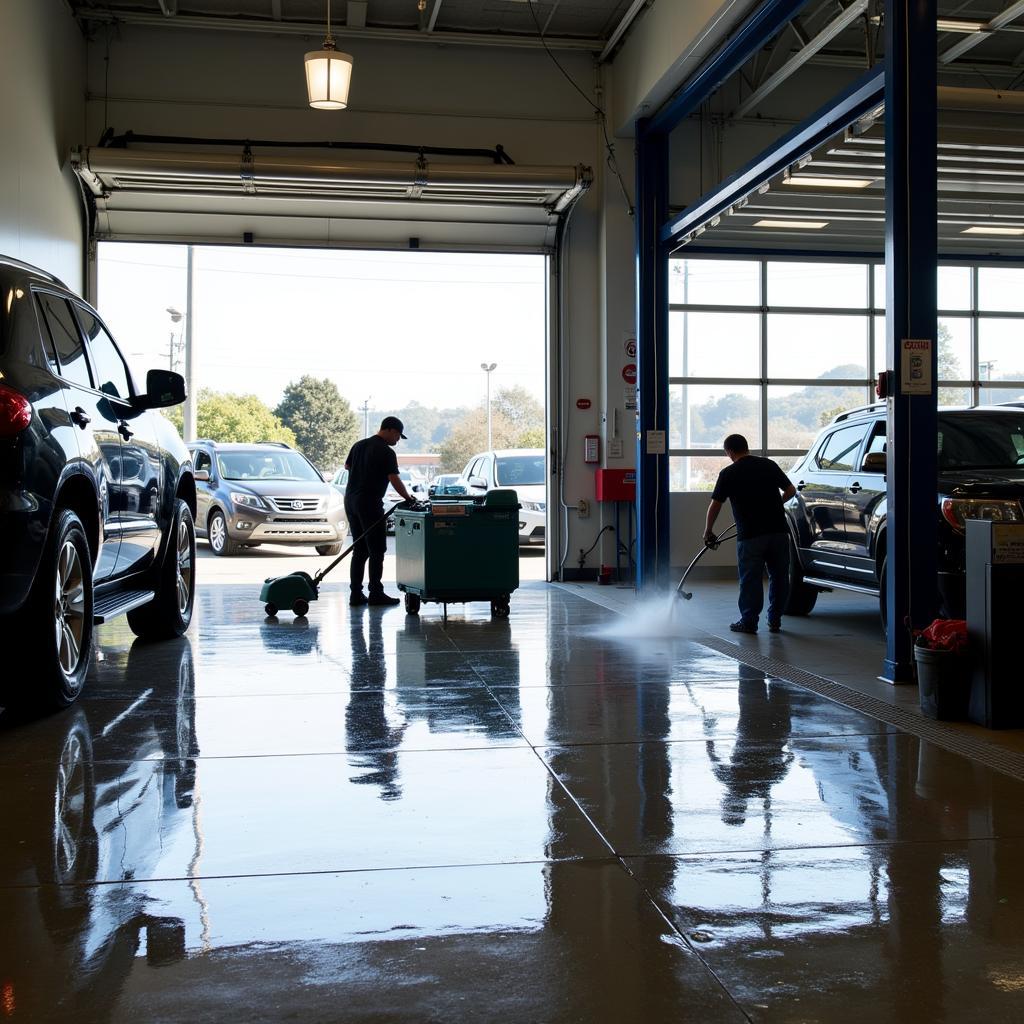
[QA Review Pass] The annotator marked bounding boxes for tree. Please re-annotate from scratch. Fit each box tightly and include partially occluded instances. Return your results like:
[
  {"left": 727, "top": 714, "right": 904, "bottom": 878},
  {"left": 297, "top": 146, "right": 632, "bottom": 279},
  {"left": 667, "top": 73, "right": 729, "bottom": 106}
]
[
  {"left": 492, "top": 385, "right": 544, "bottom": 434},
  {"left": 937, "top": 322, "right": 970, "bottom": 406},
  {"left": 162, "top": 389, "right": 295, "bottom": 445},
  {"left": 275, "top": 376, "right": 359, "bottom": 473}
]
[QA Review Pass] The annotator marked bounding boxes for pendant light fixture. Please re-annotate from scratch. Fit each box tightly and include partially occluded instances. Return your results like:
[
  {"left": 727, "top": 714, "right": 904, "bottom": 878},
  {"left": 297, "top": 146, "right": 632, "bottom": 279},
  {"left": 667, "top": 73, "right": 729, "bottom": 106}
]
[{"left": 305, "top": 0, "right": 353, "bottom": 110}]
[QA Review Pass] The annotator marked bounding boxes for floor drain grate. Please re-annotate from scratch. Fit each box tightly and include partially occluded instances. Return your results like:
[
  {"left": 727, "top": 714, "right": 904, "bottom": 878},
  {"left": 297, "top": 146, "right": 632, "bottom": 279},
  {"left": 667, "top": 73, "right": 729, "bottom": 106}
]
[{"left": 697, "top": 634, "right": 1024, "bottom": 783}]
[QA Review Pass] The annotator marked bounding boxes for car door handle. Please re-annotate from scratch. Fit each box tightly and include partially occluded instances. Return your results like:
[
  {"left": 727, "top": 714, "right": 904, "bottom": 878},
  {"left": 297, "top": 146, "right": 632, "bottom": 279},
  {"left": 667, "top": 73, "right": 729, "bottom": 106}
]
[
  {"left": 796, "top": 480, "right": 806, "bottom": 491},
  {"left": 848, "top": 482, "right": 862, "bottom": 493},
  {"left": 70, "top": 407, "right": 91, "bottom": 428},
  {"left": 118, "top": 421, "right": 134, "bottom": 440}
]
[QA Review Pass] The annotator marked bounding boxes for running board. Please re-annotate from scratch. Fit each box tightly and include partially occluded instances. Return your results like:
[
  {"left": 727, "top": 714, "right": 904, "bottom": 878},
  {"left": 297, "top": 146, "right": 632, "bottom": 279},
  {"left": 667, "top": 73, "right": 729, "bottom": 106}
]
[
  {"left": 94, "top": 589, "right": 155, "bottom": 624},
  {"left": 802, "top": 576, "right": 878, "bottom": 597}
]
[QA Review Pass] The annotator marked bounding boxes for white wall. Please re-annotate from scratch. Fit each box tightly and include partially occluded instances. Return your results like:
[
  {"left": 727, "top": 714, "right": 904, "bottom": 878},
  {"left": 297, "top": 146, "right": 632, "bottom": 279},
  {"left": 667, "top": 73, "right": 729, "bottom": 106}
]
[{"left": 0, "top": 0, "right": 86, "bottom": 290}]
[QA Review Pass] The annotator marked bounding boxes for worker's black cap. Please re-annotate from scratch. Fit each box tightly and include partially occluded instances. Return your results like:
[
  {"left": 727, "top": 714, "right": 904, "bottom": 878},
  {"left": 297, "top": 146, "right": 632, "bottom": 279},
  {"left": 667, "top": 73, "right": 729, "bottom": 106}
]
[{"left": 380, "top": 416, "right": 407, "bottom": 439}]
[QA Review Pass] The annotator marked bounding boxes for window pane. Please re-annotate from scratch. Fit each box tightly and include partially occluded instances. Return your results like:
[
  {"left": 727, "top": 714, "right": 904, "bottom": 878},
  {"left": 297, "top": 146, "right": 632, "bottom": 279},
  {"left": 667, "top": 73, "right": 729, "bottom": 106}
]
[
  {"left": 938, "top": 317, "right": 971, "bottom": 380},
  {"left": 978, "top": 318, "right": 1024, "bottom": 382},
  {"left": 940, "top": 386, "right": 971, "bottom": 407},
  {"left": 669, "top": 259, "right": 759, "bottom": 306},
  {"left": 939, "top": 266, "right": 971, "bottom": 311},
  {"left": 767, "top": 385, "right": 869, "bottom": 451},
  {"left": 815, "top": 424, "right": 868, "bottom": 471},
  {"left": 670, "top": 455, "right": 730, "bottom": 492},
  {"left": 872, "top": 264, "right": 885, "bottom": 309},
  {"left": 76, "top": 306, "right": 132, "bottom": 401},
  {"left": 767, "top": 314, "right": 869, "bottom": 379},
  {"left": 36, "top": 294, "right": 92, "bottom": 389},
  {"left": 978, "top": 267, "right": 1024, "bottom": 312},
  {"left": 670, "top": 384, "right": 760, "bottom": 450},
  {"left": 873, "top": 315, "right": 885, "bottom": 372},
  {"left": 768, "top": 262, "right": 867, "bottom": 308},
  {"left": 669, "top": 311, "right": 760, "bottom": 378}
]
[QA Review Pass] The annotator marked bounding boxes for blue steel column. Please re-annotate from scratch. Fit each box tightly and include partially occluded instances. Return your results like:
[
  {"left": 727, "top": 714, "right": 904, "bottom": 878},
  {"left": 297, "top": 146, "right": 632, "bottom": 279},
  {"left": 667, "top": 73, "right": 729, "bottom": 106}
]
[
  {"left": 884, "top": 0, "right": 938, "bottom": 681},
  {"left": 635, "top": 121, "right": 670, "bottom": 589}
]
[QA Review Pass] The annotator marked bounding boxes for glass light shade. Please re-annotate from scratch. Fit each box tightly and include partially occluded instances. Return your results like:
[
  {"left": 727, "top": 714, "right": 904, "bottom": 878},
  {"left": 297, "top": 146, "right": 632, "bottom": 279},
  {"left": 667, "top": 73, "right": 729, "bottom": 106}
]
[{"left": 304, "top": 49, "right": 353, "bottom": 109}]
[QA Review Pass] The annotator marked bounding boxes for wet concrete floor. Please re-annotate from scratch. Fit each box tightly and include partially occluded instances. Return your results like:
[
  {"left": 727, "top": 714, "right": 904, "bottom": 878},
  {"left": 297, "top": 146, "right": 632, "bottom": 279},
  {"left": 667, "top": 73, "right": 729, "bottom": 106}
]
[{"left": 1, "top": 582, "right": 1023, "bottom": 1022}]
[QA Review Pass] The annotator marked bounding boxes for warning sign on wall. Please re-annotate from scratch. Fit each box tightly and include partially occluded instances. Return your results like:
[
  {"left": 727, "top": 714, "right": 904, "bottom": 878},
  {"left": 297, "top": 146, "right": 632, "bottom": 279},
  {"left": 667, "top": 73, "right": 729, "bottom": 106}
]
[{"left": 900, "top": 338, "right": 932, "bottom": 395}]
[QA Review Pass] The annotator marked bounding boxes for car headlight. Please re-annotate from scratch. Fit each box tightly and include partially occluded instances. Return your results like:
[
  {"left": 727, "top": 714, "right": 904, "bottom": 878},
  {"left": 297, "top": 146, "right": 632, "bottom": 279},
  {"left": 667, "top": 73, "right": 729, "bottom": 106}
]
[
  {"left": 230, "top": 491, "right": 266, "bottom": 510},
  {"left": 327, "top": 490, "right": 345, "bottom": 509},
  {"left": 521, "top": 501, "right": 546, "bottom": 512},
  {"left": 941, "top": 497, "right": 1024, "bottom": 532}
]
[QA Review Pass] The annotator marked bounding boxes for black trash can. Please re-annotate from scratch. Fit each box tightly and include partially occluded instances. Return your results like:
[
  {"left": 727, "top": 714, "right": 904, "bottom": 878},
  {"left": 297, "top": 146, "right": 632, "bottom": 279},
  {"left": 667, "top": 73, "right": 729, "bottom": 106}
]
[{"left": 914, "top": 642, "right": 970, "bottom": 721}]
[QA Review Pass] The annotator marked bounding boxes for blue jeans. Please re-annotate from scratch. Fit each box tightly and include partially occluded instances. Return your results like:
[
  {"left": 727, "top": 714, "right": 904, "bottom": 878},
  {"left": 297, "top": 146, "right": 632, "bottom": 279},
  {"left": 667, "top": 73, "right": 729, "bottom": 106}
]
[{"left": 736, "top": 532, "right": 791, "bottom": 627}]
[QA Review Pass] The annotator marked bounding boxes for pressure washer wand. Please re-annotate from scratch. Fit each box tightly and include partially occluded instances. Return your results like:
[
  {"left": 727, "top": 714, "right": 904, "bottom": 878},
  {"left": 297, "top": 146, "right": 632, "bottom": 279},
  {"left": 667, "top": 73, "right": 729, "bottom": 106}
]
[
  {"left": 313, "top": 501, "right": 405, "bottom": 585},
  {"left": 675, "top": 524, "right": 737, "bottom": 600}
]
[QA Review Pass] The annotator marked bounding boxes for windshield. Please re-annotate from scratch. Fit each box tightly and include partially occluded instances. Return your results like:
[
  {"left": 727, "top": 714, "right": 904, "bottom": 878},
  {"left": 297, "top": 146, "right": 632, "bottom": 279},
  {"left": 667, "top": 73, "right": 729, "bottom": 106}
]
[
  {"left": 217, "top": 451, "right": 322, "bottom": 482},
  {"left": 938, "top": 414, "right": 1024, "bottom": 470},
  {"left": 495, "top": 454, "right": 546, "bottom": 487}
]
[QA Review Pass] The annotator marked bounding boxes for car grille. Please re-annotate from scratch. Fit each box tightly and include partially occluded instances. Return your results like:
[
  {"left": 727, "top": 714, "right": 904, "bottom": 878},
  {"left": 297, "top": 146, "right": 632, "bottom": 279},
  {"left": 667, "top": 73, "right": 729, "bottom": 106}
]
[
  {"left": 269, "top": 517, "right": 327, "bottom": 524},
  {"left": 268, "top": 497, "right": 321, "bottom": 513}
]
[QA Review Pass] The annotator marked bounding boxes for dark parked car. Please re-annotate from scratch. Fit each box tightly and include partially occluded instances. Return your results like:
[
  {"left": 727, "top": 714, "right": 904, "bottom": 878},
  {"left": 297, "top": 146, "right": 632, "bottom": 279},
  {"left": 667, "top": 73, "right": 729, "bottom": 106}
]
[
  {"left": 785, "top": 403, "right": 1024, "bottom": 622},
  {"left": 0, "top": 256, "right": 196, "bottom": 710},
  {"left": 188, "top": 440, "right": 347, "bottom": 556}
]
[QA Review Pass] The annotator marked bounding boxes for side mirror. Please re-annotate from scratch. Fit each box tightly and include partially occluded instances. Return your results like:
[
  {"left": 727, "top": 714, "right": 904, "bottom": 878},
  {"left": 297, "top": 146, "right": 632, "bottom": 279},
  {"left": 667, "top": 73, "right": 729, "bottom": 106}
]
[
  {"left": 137, "top": 369, "right": 186, "bottom": 410},
  {"left": 194, "top": 469, "right": 210, "bottom": 482},
  {"left": 469, "top": 476, "right": 487, "bottom": 490},
  {"left": 861, "top": 452, "right": 887, "bottom": 474}
]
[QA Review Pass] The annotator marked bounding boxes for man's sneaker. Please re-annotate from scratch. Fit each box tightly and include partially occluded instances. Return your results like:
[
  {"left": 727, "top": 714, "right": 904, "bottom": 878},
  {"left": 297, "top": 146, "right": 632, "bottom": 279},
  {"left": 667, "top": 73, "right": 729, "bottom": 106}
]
[
  {"left": 729, "top": 620, "right": 757, "bottom": 634},
  {"left": 367, "top": 593, "right": 401, "bottom": 607},
  {"left": 768, "top": 621, "right": 782, "bottom": 634},
  {"left": 350, "top": 592, "right": 368, "bottom": 606}
]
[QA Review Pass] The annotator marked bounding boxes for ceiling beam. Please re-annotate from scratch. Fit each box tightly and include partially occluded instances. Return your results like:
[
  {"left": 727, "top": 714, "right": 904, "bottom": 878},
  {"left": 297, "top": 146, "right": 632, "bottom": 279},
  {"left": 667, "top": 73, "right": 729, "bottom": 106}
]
[
  {"left": 733, "top": 0, "right": 868, "bottom": 118},
  {"left": 599, "top": 0, "right": 645, "bottom": 62},
  {"left": 73, "top": 10, "right": 602, "bottom": 52},
  {"left": 940, "top": 0, "right": 1024, "bottom": 64},
  {"left": 271, "top": 0, "right": 282, "bottom": 20}
]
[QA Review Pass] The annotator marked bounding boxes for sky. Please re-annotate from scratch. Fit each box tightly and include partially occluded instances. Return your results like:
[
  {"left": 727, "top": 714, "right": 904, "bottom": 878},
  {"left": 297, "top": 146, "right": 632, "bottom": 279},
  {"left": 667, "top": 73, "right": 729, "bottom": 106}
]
[{"left": 96, "top": 244, "right": 547, "bottom": 414}]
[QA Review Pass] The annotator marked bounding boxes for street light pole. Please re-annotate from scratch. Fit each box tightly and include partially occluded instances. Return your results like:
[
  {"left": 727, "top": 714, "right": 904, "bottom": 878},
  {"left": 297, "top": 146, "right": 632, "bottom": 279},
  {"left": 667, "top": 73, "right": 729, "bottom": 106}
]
[{"left": 481, "top": 362, "right": 497, "bottom": 450}]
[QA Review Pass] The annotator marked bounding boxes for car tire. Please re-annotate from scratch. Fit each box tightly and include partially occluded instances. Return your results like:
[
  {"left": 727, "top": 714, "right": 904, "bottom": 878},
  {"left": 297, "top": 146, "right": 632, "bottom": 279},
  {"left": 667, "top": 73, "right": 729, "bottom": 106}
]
[
  {"left": 128, "top": 499, "right": 197, "bottom": 641},
  {"left": 207, "top": 508, "right": 240, "bottom": 556},
  {"left": 316, "top": 543, "right": 342, "bottom": 556},
  {"left": 2, "top": 508, "right": 95, "bottom": 711},
  {"left": 784, "top": 535, "right": 818, "bottom": 616}
]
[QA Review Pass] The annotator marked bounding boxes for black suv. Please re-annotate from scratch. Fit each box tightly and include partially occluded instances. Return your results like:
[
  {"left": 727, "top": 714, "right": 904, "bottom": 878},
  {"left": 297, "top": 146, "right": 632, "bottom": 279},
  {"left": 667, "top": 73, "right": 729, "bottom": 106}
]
[
  {"left": 785, "top": 403, "right": 1024, "bottom": 621},
  {"left": 0, "top": 256, "right": 196, "bottom": 710},
  {"left": 188, "top": 441, "right": 347, "bottom": 556}
]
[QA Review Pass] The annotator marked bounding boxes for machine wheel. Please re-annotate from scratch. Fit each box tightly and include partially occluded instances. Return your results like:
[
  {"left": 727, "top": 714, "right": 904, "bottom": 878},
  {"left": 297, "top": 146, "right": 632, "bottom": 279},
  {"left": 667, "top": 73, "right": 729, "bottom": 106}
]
[
  {"left": 316, "top": 543, "right": 342, "bottom": 556},
  {"left": 128, "top": 500, "right": 196, "bottom": 640},
  {"left": 207, "top": 509, "right": 241, "bottom": 556},
  {"left": 490, "top": 596, "right": 511, "bottom": 618},
  {"left": 292, "top": 599, "right": 310, "bottom": 617},
  {"left": 2, "top": 509, "right": 94, "bottom": 711},
  {"left": 264, "top": 604, "right": 278, "bottom": 618},
  {"left": 784, "top": 536, "right": 818, "bottom": 616},
  {"left": 405, "top": 593, "right": 421, "bottom": 615}
]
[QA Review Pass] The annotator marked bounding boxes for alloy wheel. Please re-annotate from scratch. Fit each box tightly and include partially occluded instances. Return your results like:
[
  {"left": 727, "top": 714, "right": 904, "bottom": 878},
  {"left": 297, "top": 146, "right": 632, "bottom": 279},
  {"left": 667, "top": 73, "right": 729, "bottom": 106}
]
[
  {"left": 209, "top": 513, "right": 225, "bottom": 553},
  {"left": 53, "top": 539, "right": 86, "bottom": 676},
  {"left": 176, "top": 516, "right": 193, "bottom": 614}
]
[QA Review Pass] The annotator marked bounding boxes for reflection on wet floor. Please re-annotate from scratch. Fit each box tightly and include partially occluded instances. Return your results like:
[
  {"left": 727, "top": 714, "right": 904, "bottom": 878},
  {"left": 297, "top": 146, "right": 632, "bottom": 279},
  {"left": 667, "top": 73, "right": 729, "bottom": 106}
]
[{"left": 1, "top": 582, "right": 1023, "bottom": 1021}]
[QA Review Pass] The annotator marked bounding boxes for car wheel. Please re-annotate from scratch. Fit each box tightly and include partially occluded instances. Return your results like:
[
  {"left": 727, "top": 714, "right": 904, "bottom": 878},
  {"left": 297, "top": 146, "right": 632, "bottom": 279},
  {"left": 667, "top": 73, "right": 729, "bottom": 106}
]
[
  {"left": 316, "top": 543, "right": 342, "bottom": 556},
  {"left": 784, "top": 535, "right": 818, "bottom": 616},
  {"left": 2, "top": 509, "right": 95, "bottom": 711},
  {"left": 207, "top": 508, "right": 240, "bottom": 556},
  {"left": 128, "top": 499, "right": 197, "bottom": 640}
]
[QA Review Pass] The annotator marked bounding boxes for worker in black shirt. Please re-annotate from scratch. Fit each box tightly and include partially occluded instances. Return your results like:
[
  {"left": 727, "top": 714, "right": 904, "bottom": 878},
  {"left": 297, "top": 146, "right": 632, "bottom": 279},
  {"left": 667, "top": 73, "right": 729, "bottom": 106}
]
[
  {"left": 704, "top": 433, "right": 797, "bottom": 634},
  {"left": 344, "top": 416, "right": 414, "bottom": 607}
]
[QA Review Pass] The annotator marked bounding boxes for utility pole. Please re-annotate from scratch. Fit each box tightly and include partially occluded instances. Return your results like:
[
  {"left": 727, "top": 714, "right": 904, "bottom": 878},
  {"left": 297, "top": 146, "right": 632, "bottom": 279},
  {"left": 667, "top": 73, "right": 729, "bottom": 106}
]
[
  {"left": 183, "top": 245, "right": 196, "bottom": 442},
  {"left": 361, "top": 398, "right": 372, "bottom": 437},
  {"left": 481, "top": 362, "right": 497, "bottom": 450}
]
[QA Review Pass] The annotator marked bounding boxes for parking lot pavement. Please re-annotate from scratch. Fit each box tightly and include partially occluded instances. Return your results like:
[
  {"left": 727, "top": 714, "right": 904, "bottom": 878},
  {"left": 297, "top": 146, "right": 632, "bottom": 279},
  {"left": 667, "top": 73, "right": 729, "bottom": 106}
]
[{"left": 196, "top": 537, "right": 548, "bottom": 584}]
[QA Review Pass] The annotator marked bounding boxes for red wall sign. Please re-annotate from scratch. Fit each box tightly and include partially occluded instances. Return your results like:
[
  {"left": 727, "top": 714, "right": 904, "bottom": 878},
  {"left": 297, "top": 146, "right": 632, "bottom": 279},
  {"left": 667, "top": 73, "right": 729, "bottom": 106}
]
[
  {"left": 622, "top": 363, "right": 637, "bottom": 384},
  {"left": 576, "top": 398, "right": 592, "bottom": 410}
]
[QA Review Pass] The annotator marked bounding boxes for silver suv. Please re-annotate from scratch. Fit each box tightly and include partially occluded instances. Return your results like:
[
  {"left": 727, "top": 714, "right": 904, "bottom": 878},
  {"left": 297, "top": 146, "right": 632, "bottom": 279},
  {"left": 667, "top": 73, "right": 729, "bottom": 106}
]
[{"left": 188, "top": 441, "right": 347, "bottom": 556}]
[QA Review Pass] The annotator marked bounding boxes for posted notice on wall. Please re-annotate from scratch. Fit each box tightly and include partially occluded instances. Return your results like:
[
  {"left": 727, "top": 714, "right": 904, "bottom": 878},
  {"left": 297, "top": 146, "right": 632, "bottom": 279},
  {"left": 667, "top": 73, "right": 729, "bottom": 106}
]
[{"left": 900, "top": 338, "right": 933, "bottom": 395}]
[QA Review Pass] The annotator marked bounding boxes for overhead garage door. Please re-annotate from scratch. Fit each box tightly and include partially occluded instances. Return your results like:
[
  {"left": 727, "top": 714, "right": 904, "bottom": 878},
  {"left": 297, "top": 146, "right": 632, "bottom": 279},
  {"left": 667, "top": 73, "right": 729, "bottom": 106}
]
[{"left": 73, "top": 144, "right": 592, "bottom": 251}]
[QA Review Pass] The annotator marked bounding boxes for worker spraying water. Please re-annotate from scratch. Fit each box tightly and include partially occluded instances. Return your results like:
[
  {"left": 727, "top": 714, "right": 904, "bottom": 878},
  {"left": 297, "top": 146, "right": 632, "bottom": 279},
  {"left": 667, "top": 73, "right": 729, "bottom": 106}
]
[{"left": 702, "top": 433, "right": 796, "bottom": 635}]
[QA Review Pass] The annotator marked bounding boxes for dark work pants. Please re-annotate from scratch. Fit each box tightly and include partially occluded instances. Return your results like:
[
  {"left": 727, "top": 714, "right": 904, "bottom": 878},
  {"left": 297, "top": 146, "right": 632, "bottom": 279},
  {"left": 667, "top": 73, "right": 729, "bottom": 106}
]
[
  {"left": 345, "top": 499, "right": 388, "bottom": 596},
  {"left": 736, "top": 531, "right": 791, "bottom": 627}
]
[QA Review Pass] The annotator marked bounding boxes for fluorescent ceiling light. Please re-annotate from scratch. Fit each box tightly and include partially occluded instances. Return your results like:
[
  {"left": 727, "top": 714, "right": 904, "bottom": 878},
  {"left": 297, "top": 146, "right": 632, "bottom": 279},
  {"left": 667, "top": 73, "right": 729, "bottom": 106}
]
[
  {"left": 784, "top": 175, "right": 874, "bottom": 189},
  {"left": 754, "top": 219, "right": 828, "bottom": 230},
  {"left": 937, "top": 18, "right": 987, "bottom": 32},
  {"left": 962, "top": 225, "right": 1024, "bottom": 235}
]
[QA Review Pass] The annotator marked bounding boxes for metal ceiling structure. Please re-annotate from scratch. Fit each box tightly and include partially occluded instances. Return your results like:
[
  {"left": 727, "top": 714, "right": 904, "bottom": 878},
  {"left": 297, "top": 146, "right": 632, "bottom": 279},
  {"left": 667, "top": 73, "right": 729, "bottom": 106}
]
[{"left": 65, "top": 0, "right": 645, "bottom": 55}]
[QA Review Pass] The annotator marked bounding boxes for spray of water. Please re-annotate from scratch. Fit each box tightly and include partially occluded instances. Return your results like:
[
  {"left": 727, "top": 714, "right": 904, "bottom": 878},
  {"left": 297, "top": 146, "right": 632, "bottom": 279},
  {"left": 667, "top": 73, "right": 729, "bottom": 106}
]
[{"left": 594, "top": 590, "right": 703, "bottom": 640}]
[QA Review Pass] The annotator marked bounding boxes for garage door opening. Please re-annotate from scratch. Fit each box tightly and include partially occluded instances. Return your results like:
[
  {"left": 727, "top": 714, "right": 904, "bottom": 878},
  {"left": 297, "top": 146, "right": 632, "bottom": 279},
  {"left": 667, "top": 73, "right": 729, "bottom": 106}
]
[{"left": 95, "top": 242, "right": 550, "bottom": 580}]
